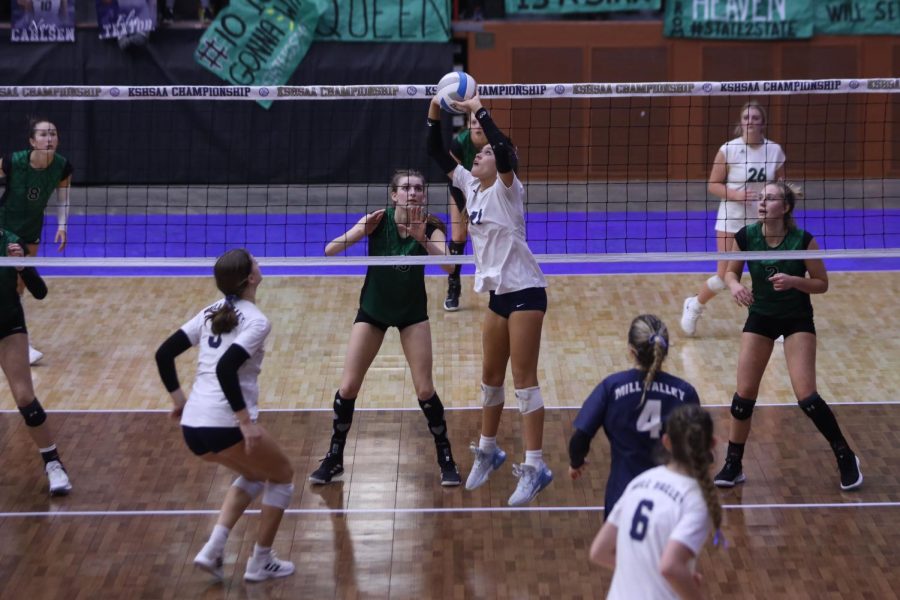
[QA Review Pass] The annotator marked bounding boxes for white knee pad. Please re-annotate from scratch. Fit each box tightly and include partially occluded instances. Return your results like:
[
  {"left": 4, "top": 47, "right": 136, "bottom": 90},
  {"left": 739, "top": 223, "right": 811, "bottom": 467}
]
[
  {"left": 481, "top": 383, "right": 505, "bottom": 407},
  {"left": 706, "top": 275, "right": 726, "bottom": 293},
  {"left": 515, "top": 386, "right": 544, "bottom": 415},
  {"left": 232, "top": 476, "right": 264, "bottom": 500},
  {"left": 262, "top": 482, "right": 294, "bottom": 509}
]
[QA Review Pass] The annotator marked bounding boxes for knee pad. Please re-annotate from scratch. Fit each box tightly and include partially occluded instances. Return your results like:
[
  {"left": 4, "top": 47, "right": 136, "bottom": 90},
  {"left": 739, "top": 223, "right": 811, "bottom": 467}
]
[
  {"left": 515, "top": 386, "right": 544, "bottom": 415},
  {"left": 798, "top": 392, "right": 825, "bottom": 415},
  {"left": 481, "top": 383, "right": 505, "bottom": 408},
  {"left": 448, "top": 241, "right": 466, "bottom": 255},
  {"left": 707, "top": 275, "right": 726, "bottom": 293},
  {"left": 18, "top": 398, "right": 47, "bottom": 428},
  {"left": 232, "top": 476, "right": 264, "bottom": 500},
  {"left": 262, "top": 482, "right": 294, "bottom": 509},
  {"left": 730, "top": 394, "right": 756, "bottom": 421}
]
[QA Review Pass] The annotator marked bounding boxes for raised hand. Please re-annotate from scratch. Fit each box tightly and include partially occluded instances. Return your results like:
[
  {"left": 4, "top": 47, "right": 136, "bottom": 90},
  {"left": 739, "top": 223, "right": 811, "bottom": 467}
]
[{"left": 362, "top": 209, "right": 386, "bottom": 235}]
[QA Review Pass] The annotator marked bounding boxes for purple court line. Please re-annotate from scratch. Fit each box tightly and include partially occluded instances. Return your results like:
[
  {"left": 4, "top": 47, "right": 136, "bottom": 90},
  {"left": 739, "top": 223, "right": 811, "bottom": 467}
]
[{"left": 33, "top": 209, "right": 900, "bottom": 276}]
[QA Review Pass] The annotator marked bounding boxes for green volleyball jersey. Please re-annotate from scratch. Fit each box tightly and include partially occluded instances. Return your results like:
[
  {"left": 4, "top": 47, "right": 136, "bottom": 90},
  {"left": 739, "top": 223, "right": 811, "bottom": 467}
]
[
  {"left": 0, "top": 150, "right": 69, "bottom": 242},
  {"left": 359, "top": 207, "right": 436, "bottom": 326},
  {"left": 451, "top": 129, "right": 478, "bottom": 169},
  {"left": 736, "top": 222, "right": 815, "bottom": 318},
  {"left": 0, "top": 229, "right": 23, "bottom": 310}
]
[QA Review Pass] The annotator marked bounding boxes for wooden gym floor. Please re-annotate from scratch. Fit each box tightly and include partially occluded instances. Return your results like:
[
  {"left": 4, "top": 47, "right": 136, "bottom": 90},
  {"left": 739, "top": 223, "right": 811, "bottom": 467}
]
[{"left": 1, "top": 272, "right": 899, "bottom": 598}]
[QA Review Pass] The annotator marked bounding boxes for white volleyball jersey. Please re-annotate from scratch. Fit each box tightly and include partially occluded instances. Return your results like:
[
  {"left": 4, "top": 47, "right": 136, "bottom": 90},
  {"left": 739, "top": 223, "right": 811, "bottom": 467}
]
[
  {"left": 715, "top": 137, "right": 786, "bottom": 233},
  {"left": 451, "top": 165, "right": 546, "bottom": 294},
  {"left": 606, "top": 466, "right": 711, "bottom": 600},
  {"left": 179, "top": 299, "right": 271, "bottom": 428}
]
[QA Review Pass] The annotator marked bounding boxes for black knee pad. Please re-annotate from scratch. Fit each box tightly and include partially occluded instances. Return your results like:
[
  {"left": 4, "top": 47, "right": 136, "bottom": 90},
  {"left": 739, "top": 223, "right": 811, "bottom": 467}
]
[
  {"left": 730, "top": 394, "right": 756, "bottom": 421},
  {"left": 19, "top": 398, "right": 47, "bottom": 427},
  {"left": 448, "top": 241, "right": 466, "bottom": 256},
  {"left": 798, "top": 392, "right": 825, "bottom": 415}
]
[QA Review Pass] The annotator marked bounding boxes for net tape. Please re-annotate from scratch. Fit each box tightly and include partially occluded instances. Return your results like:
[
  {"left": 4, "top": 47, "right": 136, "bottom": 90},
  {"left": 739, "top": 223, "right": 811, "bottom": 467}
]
[{"left": 1, "top": 78, "right": 897, "bottom": 101}]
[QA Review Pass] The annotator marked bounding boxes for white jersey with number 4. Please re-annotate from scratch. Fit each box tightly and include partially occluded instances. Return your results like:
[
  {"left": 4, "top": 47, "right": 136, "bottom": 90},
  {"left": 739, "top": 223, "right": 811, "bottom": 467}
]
[
  {"left": 451, "top": 165, "right": 546, "bottom": 295},
  {"left": 715, "top": 136, "right": 785, "bottom": 233},
  {"left": 179, "top": 299, "right": 271, "bottom": 428},
  {"left": 606, "top": 465, "right": 711, "bottom": 600}
]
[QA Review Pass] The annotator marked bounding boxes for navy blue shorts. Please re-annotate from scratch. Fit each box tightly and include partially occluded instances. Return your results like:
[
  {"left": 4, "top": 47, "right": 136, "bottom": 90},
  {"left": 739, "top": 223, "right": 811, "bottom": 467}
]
[
  {"left": 354, "top": 308, "right": 428, "bottom": 332},
  {"left": 488, "top": 287, "right": 548, "bottom": 319},
  {"left": 743, "top": 312, "right": 815, "bottom": 340},
  {"left": 182, "top": 425, "right": 244, "bottom": 456},
  {"left": 0, "top": 303, "right": 27, "bottom": 341}
]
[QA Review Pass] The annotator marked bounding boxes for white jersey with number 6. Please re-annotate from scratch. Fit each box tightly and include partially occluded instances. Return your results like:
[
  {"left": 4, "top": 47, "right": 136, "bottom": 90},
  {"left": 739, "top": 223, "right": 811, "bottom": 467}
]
[
  {"left": 179, "top": 299, "right": 271, "bottom": 428},
  {"left": 606, "top": 465, "right": 711, "bottom": 600}
]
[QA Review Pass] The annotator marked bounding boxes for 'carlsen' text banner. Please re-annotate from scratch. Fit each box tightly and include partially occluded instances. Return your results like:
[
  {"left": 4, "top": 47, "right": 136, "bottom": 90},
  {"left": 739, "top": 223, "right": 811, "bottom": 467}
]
[
  {"left": 194, "top": 0, "right": 326, "bottom": 108},
  {"left": 11, "top": 0, "right": 76, "bottom": 43},
  {"left": 815, "top": 0, "right": 900, "bottom": 35},
  {"left": 505, "top": 0, "right": 660, "bottom": 16},
  {"left": 313, "top": 0, "right": 451, "bottom": 41},
  {"left": 96, "top": 0, "right": 157, "bottom": 40},
  {"left": 664, "top": 0, "right": 815, "bottom": 39}
]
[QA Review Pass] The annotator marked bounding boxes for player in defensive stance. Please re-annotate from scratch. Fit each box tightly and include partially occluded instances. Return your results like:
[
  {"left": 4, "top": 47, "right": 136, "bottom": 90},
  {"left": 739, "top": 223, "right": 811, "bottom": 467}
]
[
  {"left": 713, "top": 182, "right": 862, "bottom": 491},
  {"left": 1, "top": 229, "right": 71, "bottom": 495},
  {"left": 590, "top": 404, "right": 721, "bottom": 600},
  {"left": 155, "top": 249, "right": 295, "bottom": 582},
  {"left": 308, "top": 169, "right": 461, "bottom": 486},
  {"left": 428, "top": 94, "right": 552, "bottom": 506},
  {"left": 569, "top": 315, "right": 700, "bottom": 519}
]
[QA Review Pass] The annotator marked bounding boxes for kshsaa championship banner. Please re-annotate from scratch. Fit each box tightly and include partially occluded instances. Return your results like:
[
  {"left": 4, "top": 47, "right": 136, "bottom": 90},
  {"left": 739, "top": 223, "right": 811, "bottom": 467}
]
[
  {"left": 96, "top": 0, "right": 158, "bottom": 40},
  {"left": 11, "top": 0, "right": 76, "bottom": 43},
  {"left": 505, "top": 0, "right": 659, "bottom": 16},
  {"left": 664, "top": 0, "right": 815, "bottom": 39},
  {"left": 815, "top": 0, "right": 900, "bottom": 35},
  {"left": 313, "top": 0, "right": 451, "bottom": 41},
  {"left": 195, "top": 0, "right": 326, "bottom": 108}
]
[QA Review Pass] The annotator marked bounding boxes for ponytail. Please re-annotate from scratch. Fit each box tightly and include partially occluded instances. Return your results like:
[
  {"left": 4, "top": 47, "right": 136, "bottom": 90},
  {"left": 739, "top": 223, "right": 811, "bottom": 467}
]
[
  {"left": 206, "top": 249, "right": 253, "bottom": 335},
  {"left": 666, "top": 405, "right": 723, "bottom": 540},
  {"left": 627, "top": 315, "right": 670, "bottom": 410}
]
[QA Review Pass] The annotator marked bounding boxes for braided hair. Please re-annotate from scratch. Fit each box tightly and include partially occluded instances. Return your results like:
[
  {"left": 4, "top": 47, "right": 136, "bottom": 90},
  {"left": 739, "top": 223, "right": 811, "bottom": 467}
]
[
  {"left": 665, "top": 404, "right": 723, "bottom": 534},
  {"left": 628, "top": 314, "right": 669, "bottom": 410}
]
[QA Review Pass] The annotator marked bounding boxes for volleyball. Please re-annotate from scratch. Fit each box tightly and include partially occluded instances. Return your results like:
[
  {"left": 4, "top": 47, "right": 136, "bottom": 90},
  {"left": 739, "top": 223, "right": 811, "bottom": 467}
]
[{"left": 435, "top": 71, "right": 477, "bottom": 114}]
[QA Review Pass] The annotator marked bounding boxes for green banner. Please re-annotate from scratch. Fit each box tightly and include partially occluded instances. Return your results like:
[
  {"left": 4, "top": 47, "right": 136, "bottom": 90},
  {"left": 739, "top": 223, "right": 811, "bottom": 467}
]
[
  {"left": 664, "top": 0, "right": 814, "bottom": 39},
  {"left": 313, "top": 0, "right": 451, "bottom": 41},
  {"left": 505, "top": 0, "right": 659, "bottom": 16},
  {"left": 194, "top": 0, "right": 326, "bottom": 108},
  {"left": 815, "top": 0, "right": 900, "bottom": 35}
]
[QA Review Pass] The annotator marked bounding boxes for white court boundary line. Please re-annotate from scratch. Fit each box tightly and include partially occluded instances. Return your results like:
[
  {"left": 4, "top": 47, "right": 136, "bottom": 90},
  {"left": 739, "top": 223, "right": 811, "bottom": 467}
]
[
  {"left": 1, "top": 401, "right": 898, "bottom": 415},
  {"left": 1, "top": 501, "right": 899, "bottom": 519}
]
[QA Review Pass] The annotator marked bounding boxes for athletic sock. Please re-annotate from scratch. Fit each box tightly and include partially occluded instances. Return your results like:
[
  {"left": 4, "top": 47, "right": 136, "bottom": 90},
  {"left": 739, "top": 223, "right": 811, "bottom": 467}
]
[
  {"left": 329, "top": 391, "right": 356, "bottom": 457},
  {"left": 799, "top": 394, "right": 848, "bottom": 452},
  {"left": 725, "top": 441, "right": 745, "bottom": 463},
  {"left": 478, "top": 435, "right": 497, "bottom": 454},
  {"left": 524, "top": 449, "right": 543, "bottom": 469},
  {"left": 39, "top": 444, "right": 60, "bottom": 466},
  {"left": 418, "top": 393, "right": 449, "bottom": 446}
]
